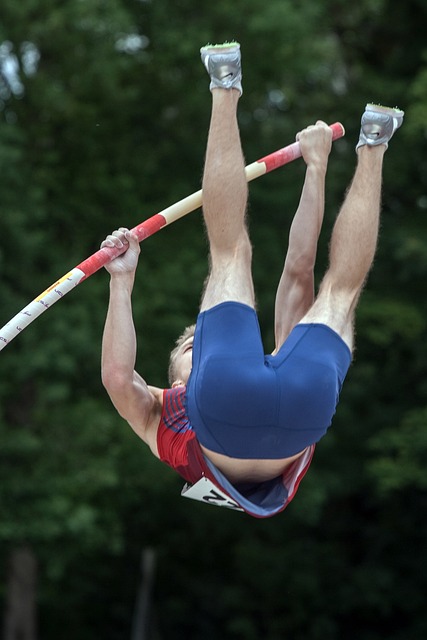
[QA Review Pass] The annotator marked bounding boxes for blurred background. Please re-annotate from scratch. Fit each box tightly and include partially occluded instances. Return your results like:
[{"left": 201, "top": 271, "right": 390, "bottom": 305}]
[{"left": 1, "top": 1, "right": 427, "bottom": 638}]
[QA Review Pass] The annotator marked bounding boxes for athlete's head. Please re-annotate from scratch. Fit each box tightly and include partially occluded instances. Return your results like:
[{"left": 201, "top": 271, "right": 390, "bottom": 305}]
[{"left": 168, "top": 325, "right": 196, "bottom": 387}]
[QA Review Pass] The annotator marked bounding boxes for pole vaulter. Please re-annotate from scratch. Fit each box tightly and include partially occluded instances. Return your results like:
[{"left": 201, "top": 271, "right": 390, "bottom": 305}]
[{"left": 0, "top": 123, "right": 344, "bottom": 351}]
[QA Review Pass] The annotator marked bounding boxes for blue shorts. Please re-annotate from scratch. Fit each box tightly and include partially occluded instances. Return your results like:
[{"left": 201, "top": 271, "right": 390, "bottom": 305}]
[{"left": 186, "top": 301, "right": 352, "bottom": 459}]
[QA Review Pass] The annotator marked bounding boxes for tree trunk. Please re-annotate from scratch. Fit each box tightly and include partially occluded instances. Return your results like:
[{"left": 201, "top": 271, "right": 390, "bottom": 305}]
[
  {"left": 3, "top": 546, "right": 38, "bottom": 640},
  {"left": 131, "top": 548, "right": 158, "bottom": 640}
]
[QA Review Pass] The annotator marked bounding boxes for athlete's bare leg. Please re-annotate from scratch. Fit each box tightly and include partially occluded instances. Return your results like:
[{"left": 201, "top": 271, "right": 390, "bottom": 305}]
[
  {"left": 300, "top": 104, "right": 404, "bottom": 351},
  {"left": 199, "top": 45, "right": 254, "bottom": 312},
  {"left": 300, "top": 146, "right": 384, "bottom": 349}
]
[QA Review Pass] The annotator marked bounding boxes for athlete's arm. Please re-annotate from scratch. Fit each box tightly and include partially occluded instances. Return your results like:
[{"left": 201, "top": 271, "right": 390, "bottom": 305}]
[
  {"left": 101, "top": 228, "right": 160, "bottom": 450},
  {"left": 273, "top": 122, "right": 332, "bottom": 353}
]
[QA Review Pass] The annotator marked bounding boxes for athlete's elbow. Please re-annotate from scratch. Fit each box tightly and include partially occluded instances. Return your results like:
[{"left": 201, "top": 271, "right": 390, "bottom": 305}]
[
  {"left": 286, "top": 253, "right": 315, "bottom": 282},
  {"left": 101, "top": 364, "right": 132, "bottom": 397}
]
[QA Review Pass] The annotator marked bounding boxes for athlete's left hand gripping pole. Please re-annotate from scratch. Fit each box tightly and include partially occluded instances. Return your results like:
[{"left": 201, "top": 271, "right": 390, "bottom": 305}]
[{"left": 0, "top": 123, "right": 344, "bottom": 351}]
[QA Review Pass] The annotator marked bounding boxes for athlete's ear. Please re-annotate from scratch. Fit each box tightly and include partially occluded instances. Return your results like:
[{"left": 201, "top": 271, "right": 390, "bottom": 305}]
[{"left": 172, "top": 379, "right": 185, "bottom": 388}]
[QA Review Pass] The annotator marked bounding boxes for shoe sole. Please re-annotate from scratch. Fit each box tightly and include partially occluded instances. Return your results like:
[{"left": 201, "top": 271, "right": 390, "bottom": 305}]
[
  {"left": 365, "top": 103, "right": 404, "bottom": 118},
  {"left": 200, "top": 42, "right": 240, "bottom": 56}
]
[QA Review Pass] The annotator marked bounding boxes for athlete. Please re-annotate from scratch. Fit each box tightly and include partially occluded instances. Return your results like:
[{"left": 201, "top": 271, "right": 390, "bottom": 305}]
[{"left": 101, "top": 43, "right": 404, "bottom": 518}]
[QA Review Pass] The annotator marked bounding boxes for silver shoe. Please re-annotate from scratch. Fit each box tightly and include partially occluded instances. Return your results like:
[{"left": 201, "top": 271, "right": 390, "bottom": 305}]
[
  {"left": 200, "top": 42, "right": 242, "bottom": 94},
  {"left": 356, "top": 103, "right": 404, "bottom": 150}
]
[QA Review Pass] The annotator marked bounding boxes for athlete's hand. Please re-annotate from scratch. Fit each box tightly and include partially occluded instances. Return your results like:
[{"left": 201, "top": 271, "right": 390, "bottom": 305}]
[
  {"left": 296, "top": 120, "right": 333, "bottom": 172},
  {"left": 101, "top": 227, "right": 141, "bottom": 275}
]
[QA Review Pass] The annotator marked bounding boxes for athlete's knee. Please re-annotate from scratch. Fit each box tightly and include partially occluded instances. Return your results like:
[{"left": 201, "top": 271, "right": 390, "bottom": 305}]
[{"left": 210, "top": 230, "right": 252, "bottom": 264}]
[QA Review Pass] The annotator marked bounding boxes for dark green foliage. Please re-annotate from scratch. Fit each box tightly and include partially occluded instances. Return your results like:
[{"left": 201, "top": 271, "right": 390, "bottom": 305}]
[{"left": 1, "top": 0, "right": 427, "bottom": 638}]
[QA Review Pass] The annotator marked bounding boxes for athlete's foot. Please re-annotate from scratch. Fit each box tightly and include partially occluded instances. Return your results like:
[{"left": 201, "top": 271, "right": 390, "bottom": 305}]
[
  {"left": 356, "top": 103, "right": 404, "bottom": 151},
  {"left": 200, "top": 42, "right": 242, "bottom": 95}
]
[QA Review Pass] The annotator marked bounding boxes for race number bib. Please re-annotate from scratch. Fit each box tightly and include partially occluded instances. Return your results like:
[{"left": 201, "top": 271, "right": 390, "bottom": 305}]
[{"left": 181, "top": 477, "right": 244, "bottom": 511}]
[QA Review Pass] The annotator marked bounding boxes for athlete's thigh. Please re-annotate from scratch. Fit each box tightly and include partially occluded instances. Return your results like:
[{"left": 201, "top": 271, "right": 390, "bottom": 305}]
[
  {"left": 298, "top": 288, "right": 355, "bottom": 352},
  {"left": 201, "top": 242, "right": 255, "bottom": 311}
]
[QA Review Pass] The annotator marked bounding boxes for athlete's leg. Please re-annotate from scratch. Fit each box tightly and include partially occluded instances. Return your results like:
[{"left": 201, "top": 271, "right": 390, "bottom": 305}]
[
  {"left": 300, "top": 104, "right": 404, "bottom": 351},
  {"left": 199, "top": 44, "right": 254, "bottom": 312}
]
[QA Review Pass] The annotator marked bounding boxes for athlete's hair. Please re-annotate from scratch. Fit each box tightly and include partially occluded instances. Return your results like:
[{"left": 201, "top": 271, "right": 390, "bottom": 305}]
[{"left": 168, "top": 324, "right": 196, "bottom": 386}]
